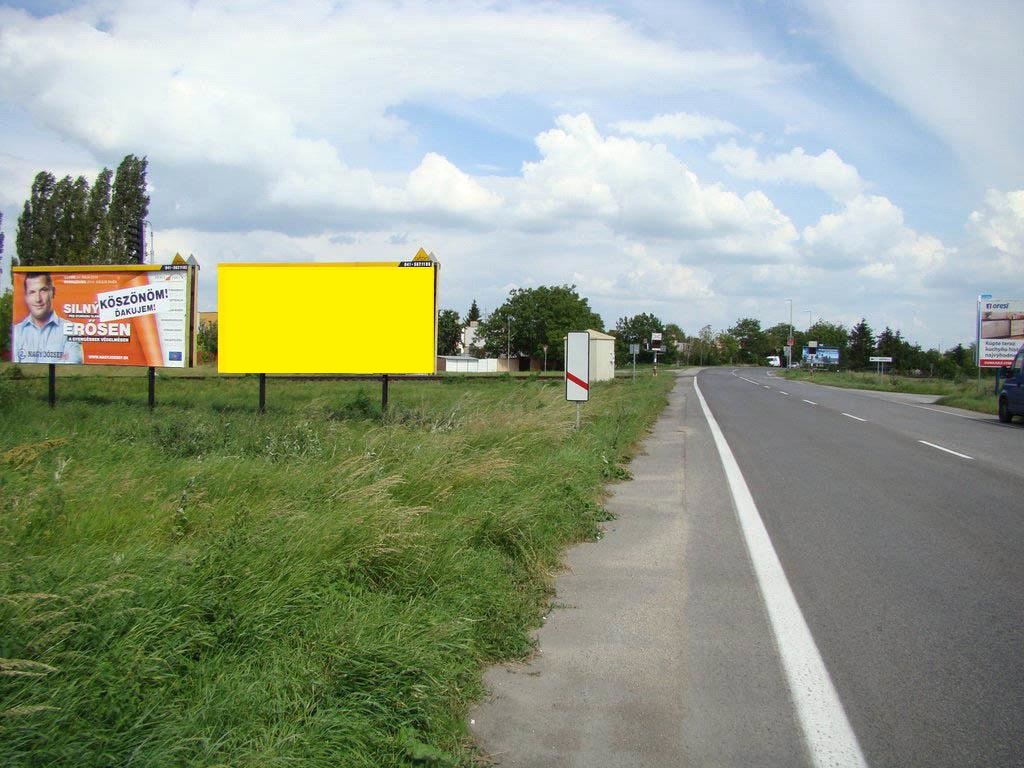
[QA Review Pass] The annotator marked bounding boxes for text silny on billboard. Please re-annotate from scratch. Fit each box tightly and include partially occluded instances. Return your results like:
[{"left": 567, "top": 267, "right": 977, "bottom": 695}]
[
  {"left": 977, "top": 297, "right": 1024, "bottom": 367},
  {"left": 11, "top": 265, "right": 198, "bottom": 367},
  {"left": 217, "top": 258, "right": 439, "bottom": 375}
]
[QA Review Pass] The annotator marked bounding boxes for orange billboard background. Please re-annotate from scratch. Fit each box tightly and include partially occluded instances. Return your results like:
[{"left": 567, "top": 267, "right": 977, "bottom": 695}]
[{"left": 11, "top": 266, "right": 196, "bottom": 367}]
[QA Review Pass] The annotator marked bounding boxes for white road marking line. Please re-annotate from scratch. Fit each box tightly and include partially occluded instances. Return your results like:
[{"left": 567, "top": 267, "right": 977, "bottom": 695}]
[
  {"left": 803, "top": 399, "right": 817, "bottom": 406},
  {"left": 693, "top": 378, "right": 868, "bottom": 768},
  {"left": 779, "top": 391, "right": 789, "bottom": 396},
  {"left": 842, "top": 413, "right": 867, "bottom": 422},
  {"left": 918, "top": 440, "right": 973, "bottom": 460},
  {"left": 763, "top": 385, "right": 771, "bottom": 389},
  {"left": 906, "top": 403, "right": 982, "bottom": 420}
]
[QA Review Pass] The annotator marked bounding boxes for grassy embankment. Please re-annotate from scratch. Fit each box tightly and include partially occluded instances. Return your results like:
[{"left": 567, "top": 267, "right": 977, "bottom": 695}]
[
  {"left": 780, "top": 368, "right": 998, "bottom": 415},
  {"left": 0, "top": 369, "right": 674, "bottom": 766}
]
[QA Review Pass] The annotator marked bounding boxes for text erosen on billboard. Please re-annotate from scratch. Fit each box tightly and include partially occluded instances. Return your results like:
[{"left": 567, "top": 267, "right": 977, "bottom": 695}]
[
  {"left": 11, "top": 265, "right": 197, "bottom": 367},
  {"left": 977, "top": 297, "right": 1024, "bottom": 367},
  {"left": 217, "top": 257, "right": 439, "bottom": 374}
]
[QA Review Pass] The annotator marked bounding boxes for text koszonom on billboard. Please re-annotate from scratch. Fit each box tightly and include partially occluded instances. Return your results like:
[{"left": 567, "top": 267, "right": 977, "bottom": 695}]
[{"left": 11, "top": 265, "right": 198, "bottom": 367}]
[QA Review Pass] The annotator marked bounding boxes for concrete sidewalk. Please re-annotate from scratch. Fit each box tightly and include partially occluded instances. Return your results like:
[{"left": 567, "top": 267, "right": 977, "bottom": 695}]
[{"left": 469, "top": 370, "right": 806, "bottom": 767}]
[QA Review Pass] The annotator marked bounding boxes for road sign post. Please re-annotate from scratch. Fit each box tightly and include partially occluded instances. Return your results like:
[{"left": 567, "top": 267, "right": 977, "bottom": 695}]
[
  {"left": 629, "top": 342, "right": 639, "bottom": 381},
  {"left": 565, "top": 331, "right": 590, "bottom": 429},
  {"left": 870, "top": 356, "right": 893, "bottom": 385}
]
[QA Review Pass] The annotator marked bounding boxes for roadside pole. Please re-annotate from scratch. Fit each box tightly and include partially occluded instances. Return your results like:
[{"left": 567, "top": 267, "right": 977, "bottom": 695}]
[{"left": 565, "top": 331, "right": 590, "bottom": 429}]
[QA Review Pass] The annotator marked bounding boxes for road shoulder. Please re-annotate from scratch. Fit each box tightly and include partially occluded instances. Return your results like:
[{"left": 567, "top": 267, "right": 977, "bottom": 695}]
[{"left": 469, "top": 371, "right": 807, "bottom": 767}]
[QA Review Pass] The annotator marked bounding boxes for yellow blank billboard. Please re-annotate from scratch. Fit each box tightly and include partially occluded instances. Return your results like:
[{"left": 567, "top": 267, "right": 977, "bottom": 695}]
[{"left": 218, "top": 259, "right": 438, "bottom": 374}]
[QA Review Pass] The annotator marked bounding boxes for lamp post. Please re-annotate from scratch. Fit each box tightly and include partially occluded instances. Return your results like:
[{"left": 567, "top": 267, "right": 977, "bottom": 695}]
[{"left": 786, "top": 298, "right": 793, "bottom": 368}]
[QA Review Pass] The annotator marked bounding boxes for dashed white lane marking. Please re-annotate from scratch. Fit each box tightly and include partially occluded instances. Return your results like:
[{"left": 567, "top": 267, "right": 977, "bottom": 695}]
[
  {"left": 763, "top": 385, "right": 771, "bottom": 389},
  {"left": 803, "top": 399, "right": 818, "bottom": 406},
  {"left": 779, "top": 391, "right": 789, "bottom": 396},
  {"left": 918, "top": 440, "right": 973, "bottom": 460},
  {"left": 842, "top": 413, "right": 867, "bottom": 422},
  {"left": 693, "top": 377, "right": 869, "bottom": 768}
]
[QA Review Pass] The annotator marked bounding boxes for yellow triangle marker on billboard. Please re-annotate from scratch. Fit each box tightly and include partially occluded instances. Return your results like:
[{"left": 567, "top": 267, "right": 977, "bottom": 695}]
[
  {"left": 412, "top": 248, "right": 432, "bottom": 262},
  {"left": 172, "top": 253, "right": 187, "bottom": 265}
]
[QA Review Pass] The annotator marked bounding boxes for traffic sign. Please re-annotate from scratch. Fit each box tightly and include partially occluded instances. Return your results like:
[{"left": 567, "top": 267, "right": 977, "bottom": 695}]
[
  {"left": 869, "top": 356, "right": 893, "bottom": 363},
  {"left": 565, "top": 332, "right": 590, "bottom": 402}
]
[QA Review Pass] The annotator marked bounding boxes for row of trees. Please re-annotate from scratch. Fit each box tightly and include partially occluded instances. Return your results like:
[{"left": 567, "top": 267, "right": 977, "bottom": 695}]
[
  {"left": 437, "top": 286, "right": 602, "bottom": 368},
  {"left": 716, "top": 316, "right": 979, "bottom": 378},
  {"left": 436, "top": 287, "right": 980, "bottom": 381},
  {"left": 14, "top": 155, "right": 149, "bottom": 266}
]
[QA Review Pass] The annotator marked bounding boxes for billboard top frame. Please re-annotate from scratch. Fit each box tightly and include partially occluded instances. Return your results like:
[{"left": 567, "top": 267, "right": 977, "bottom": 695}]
[
  {"left": 13, "top": 264, "right": 192, "bottom": 274},
  {"left": 219, "top": 261, "right": 435, "bottom": 269}
]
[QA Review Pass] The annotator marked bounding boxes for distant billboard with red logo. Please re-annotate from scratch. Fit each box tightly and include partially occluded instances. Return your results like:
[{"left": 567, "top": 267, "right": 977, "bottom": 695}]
[{"left": 977, "top": 297, "right": 1024, "bottom": 367}]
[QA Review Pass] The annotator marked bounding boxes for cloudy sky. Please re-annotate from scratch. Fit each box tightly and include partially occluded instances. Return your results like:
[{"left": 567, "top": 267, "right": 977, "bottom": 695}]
[{"left": 2, "top": 0, "right": 1022, "bottom": 349}]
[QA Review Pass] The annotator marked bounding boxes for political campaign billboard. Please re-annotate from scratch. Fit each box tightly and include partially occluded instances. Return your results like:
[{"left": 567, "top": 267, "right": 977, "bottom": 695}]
[
  {"left": 11, "top": 265, "right": 197, "bottom": 367},
  {"left": 802, "top": 346, "right": 840, "bottom": 365},
  {"left": 217, "top": 256, "right": 439, "bottom": 374},
  {"left": 977, "top": 297, "right": 1024, "bottom": 367}
]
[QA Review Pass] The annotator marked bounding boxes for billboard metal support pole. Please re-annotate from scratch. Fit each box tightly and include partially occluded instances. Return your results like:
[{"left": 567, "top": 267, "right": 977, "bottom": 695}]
[
  {"left": 48, "top": 364, "right": 56, "bottom": 408},
  {"left": 381, "top": 374, "right": 389, "bottom": 415},
  {"left": 258, "top": 374, "right": 266, "bottom": 413},
  {"left": 148, "top": 367, "right": 156, "bottom": 409}
]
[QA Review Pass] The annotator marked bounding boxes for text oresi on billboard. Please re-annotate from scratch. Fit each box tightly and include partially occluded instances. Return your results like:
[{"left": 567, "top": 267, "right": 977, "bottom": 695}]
[{"left": 977, "top": 297, "right": 1024, "bottom": 367}]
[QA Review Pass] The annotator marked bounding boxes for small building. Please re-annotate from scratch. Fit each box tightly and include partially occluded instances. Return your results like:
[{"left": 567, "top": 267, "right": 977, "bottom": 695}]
[
  {"left": 460, "top": 321, "right": 480, "bottom": 355},
  {"left": 587, "top": 329, "right": 616, "bottom": 382},
  {"left": 437, "top": 356, "right": 500, "bottom": 373}
]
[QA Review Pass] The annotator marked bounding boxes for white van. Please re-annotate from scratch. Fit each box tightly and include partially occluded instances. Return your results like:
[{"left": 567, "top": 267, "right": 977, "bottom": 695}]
[{"left": 766, "top": 355, "right": 781, "bottom": 367}]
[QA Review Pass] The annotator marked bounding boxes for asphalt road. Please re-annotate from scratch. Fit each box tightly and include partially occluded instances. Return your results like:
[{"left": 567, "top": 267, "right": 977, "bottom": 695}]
[
  {"left": 471, "top": 369, "right": 1024, "bottom": 767},
  {"left": 702, "top": 367, "right": 1024, "bottom": 768}
]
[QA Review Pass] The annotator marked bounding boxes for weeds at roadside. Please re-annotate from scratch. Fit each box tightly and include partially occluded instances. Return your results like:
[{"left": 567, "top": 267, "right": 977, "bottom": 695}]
[{"left": 0, "top": 373, "right": 673, "bottom": 766}]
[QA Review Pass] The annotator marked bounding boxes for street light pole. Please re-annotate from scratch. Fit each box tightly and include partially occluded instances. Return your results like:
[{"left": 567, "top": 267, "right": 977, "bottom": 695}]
[{"left": 786, "top": 298, "right": 793, "bottom": 368}]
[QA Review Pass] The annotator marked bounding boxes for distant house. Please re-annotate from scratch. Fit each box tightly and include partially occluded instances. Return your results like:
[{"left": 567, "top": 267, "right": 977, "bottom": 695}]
[
  {"left": 587, "top": 329, "right": 616, "bottom": 382},
  {"left": 460, "top": 321, "right": 480, "bottom": 355}
]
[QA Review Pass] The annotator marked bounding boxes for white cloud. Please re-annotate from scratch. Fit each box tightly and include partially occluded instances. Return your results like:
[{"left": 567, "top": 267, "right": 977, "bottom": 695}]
[
  {"left": 802, "top": 194, "right": 950, "bottom": 284},
  {"left": 967, "top": 189, "right": 1024, "bottom": 264},
  {"left": 711, "top": 140, "right": 864, "bottom": 202},
  {"left": 512, "top": 114, "right": 798, "bottom": 257},
  {"left": 802, "top": 0, "right": 1024, "bottom": 187},
  {"left": 611, "top": 112, "right": 740, "bottom": 141}
]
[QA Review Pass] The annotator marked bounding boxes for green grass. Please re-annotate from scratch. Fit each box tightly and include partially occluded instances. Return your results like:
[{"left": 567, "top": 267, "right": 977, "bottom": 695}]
[
  {"left": 780, "top": 369, "right": 999, "bottom": 415},
  {"left": 0, "top": 370, "right": 674, "bottom": 766}
]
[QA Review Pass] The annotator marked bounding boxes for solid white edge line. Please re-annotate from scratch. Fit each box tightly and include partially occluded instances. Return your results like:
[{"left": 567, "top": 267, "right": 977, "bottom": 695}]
[
  {"left": 803, "top": 399, "right": 818, "bottom": 406},
  {"left": 906, "top": 403, "right": 981, "bottom": 420},
  {"left": 918, "top": 440, "right": 973, "bottom": 460},
  {"left": 693, "top": 376, "right": 868, "bottom": 768},
  {"left": 842, "top": 413, "right": 867, "bottom": 422}
]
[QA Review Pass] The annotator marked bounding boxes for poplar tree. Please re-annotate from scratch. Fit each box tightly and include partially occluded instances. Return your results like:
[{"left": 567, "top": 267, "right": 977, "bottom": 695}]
[
  {"left": 16, "top": 156, "right": 149, "bottom": 266},
  {"left": 109, "top": 155, "right": 149, "bottom": 263},
  {"left": 16, "top": 171, "right": 57, "bottom": 265},
  {"left": 87, "top": 168, "right": 115, "bottom": 264}
]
